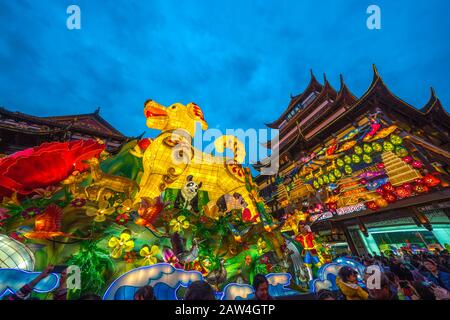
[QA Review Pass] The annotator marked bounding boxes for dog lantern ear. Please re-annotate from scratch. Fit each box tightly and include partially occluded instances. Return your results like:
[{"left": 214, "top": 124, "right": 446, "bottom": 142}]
[
  {"left": 187, "top": 102, "right": 208, "bottom": 130},
  {"left": 186, "top": 175, "right": 193, "bottom": 182}
]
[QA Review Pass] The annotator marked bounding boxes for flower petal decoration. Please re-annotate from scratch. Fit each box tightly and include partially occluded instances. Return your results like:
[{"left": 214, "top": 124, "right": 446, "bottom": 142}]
[
  {"left": 139, "top": 245, "right": 159, "bottom": 266},
  {"left": 86, "top": 200, "right": 115, "bottom": 222},
  {"left": 0, "top": 140, "right": 105, "bottom": 200},
  {"left": 169, "top": 215, "right": 190, "bottom": 233},
  {"left": 108, "top": 230, "right": 135, "bottom": 259}
]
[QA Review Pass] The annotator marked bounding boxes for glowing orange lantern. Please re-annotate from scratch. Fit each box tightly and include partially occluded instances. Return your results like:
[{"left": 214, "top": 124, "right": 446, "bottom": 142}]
[
  {"left": 366, "top": 201, "right": 379, "bottom": 211},
  {"left": 24, "top": 204, "right": 70, "bottom": 240},
  {"left": 423, "top": 174, "right": 441, "bottom": 187},
  {"left": 375, "top": 198, "right": 389, "bottom": 208},
  {"left": 395, "top": 186, "right": 412, "bottom": 198},
  {"left": 382, "top": 182, "right": 395, "bottom": 193},
  {"left": 383, "top": 192, "right": 397, "bottom": 203}
]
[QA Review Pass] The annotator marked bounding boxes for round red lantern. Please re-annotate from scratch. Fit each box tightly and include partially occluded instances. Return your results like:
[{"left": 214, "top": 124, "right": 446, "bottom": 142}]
[
  {"left": 376, "top": 163, "right": 385, "bottom": 169},
  {"left": 423, "top": 174, "right": 441, "bottom": 187},
  {"left": 395, "top": 186, "right": 412, "bottom": 198},
  {"left": 375, "top": 198, "right": 388, "bottom": 208},
  {"left": 413, "top": 183, "right": 429, "bottom": 194},
  {"left": 411, "top": 160, "right": 423, "bottom": 169},
  {"left": 360, "top": 179, "right": 368, "bottom": 185},
  {"left": 383, "top": 192, "right": 397, "bottom": 203},
  {"left": 366, "top": 201, "right": 379, "bottom": 211},
  {"left": 402, "top": 156, "right": 413, "bottom": 164},
  {"left": 382, "top": 182, "right": 395, "bottom": 193}
]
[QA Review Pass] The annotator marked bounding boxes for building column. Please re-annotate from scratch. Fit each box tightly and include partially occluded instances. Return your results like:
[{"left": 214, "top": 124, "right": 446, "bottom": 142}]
[{"left": 342, "top": 226, "right": 358, "bottom": 256}]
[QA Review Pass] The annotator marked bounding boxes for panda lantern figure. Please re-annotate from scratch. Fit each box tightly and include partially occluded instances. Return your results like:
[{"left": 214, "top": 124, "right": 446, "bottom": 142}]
[
  {"left": 175, "top": 175, "right": 202, "bottom": 212},
  {"left": 294, "top": 223, "right": 322, "bottom": 281}
]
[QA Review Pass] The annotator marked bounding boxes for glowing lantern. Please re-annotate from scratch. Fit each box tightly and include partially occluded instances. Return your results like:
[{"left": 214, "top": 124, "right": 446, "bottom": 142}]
[
  {"left": 323, "top": 175, "right": 330, "bottom": 184},
  {"left": 354, "top": 145, "right": 363, "bottom": 155},
  {"left": 318, "top": 177, "right": 324, "bottom": 185},
  {"left": 395, "top": 186, "right": 412, "bottom": 198},
  {"left": 423, "top": 174, "right": 441, "bottom": 187},
  {"left": 390, "top": 135, "right": 403, "bottom": 145},
  {"left": 383, "top": 141, "right": 395, "bottom": 152},
  {"left": 366, "top": 201, "right": 379, "bottom": 211},
  {"left": 371, "top": 142, "right": 383, "bottom": 153},
  {"left": 376, "top": 187, "right": 385, "bottom": 195},
  {"left": 382, "top": 182, "right": 395, "bottom": 193},
  {"left": 344, "top": 155, "right": 352, "bottom": 164},
  {"left": 328, "top": 173, "right": 336, "bottom": 183},
  {"left": 376, "top": 162, "right": 385, "bottom": 169},
  {"left": 334, "top": 169, "right": 342, "bottom": 179},
  {"left": 375, "top": 198, "right": 389, "bottom": 208},
  {"left": 383, "top": 192, "right": 397, "bottom": 203},
  {"left": 363, "top": 154, "right": 372, "bottom": 164},
  {"left": 395, "top": 146, "right": 408, "bottom": 158},
  {"left": 313, "top": 180, "right": 320, "bottom": 189},
  {"left": 412, "top": 160, "right": 423, "bottom": 169},
  {"left": 360, "top": 179, "right": 368, "bottom": 185},
  {"left": 352, "top": 154, "right": 361, "bottom": 164},
  {"left": 344, "top": 165, "right": 353, "bottom": 175},
  {"left": 413, "top": 183, "right": 429, "bottom": 194},
  {"left": 402, "top": 156, "right": 413, "bottom": 164},
  {"left": 23, "top": 204, "right": 69, "bottom": 240},
  {"left": 336, "top": 158, "right": 345, "bottom": 167},
  {"left": 0, "top": 234, "right": 35, "bottom": 270},
  {"left": 363, "top": 144, "right": 373, "bottom": 154}
]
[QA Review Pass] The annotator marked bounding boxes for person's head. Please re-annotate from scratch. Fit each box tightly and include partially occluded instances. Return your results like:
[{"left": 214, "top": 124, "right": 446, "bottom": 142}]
[
  {"left": 78, "top": 293, "right": 102, "bottom": 300},
  {"left": 134, "top": 285, "right": 155, "bottom": 300},
  {"left": 253, "top": 274, "right": 270, "bottom": 300},
  {"left": 423, "top": 258, "right": 438, "bottom": 273},
  {"left": 338, "top": 266, "right": 358, "bottom": 284},
  {"left": 317, "top": 290, "right": 336, "bottom": 300},
  {"left": 412, "top": 281, "right": 436, "bottom": 300},
  {"left": 184, "top": 281, "right": 215, "bottom": 300},
  {"left": 367, "top": 274, "right": 393, "bottom": 300}
]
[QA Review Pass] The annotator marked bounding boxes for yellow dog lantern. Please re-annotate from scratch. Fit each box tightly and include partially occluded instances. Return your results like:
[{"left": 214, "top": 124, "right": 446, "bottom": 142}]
[{"left": 136, "top": 99, "right": 257, "bottom": 219}]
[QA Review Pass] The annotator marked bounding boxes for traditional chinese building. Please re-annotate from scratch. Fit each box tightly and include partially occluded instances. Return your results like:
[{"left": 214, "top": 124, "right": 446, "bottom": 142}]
[
  {"left": 254, "top": 65, "right": 450, "bottom": 257},
  {"left": 0, "top": 106, "right": 131, "bottom": 155}
]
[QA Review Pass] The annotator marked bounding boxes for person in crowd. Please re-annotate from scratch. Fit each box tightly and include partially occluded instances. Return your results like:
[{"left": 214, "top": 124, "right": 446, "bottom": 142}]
[
  {"left": 367, "top": 273, "right": 398, "bottom": 300},
  {"left": 412, "top": 281, "right": 436, "bottom": 300},
  {"left": 316, "top": 289, "right": 336, "bottom": 300},
  {"left": 184, "top": 281, "right": 216, "bottom": 300},
  {"left": 134, "top": 285, "right": 156, "bottom": 300},
  {"left": 336, "top": 266, "right": 368, "bottom": 300},
  {"left": 5, "top": 265, "right": 55, "bottom": 300},
  {"left": 252, "top": 274, "right": 274, "bottom": 300},
  {"left": 421, "top": 258, "right": 450, "bottom": 291}
]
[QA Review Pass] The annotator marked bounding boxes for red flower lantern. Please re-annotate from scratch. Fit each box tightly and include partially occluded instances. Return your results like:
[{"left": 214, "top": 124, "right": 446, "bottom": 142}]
[
  {"left": 366, "top": 201, "right": 379, "bottom": 211},
  {"left": 116, "top": 213, "right": 130, "bottom": 225},
  {"left": 382, "top": 182, "right": 395, "bottom": 193},
  {"left": 413, "top": 183, "right": 429, "bottom": 194},
  {"left": 376, "top": 163, "right": 385, "bottom": 169},
  {"left": 395, "top": 186, "right": 412, "bottom": 199},
  {"left": 376, "top": 187, "right": 385, "bottom": 195},
  {"left": 402, "top": 156, "right": 413, "bottom": 164},
  {"left": 0, "top": 140, "right": 105, "bottom": 199},
  {"left": 411, "top": 160, "right": 423, "bottom": 169},
  {"left": 383, "top": 192, "right": 397, "bottom": 203},
  {"left": 423, "top": 174, "right": 441, "bottom": 187}
]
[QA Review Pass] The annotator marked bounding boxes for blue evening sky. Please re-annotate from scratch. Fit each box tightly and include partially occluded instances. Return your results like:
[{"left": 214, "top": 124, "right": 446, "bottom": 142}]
[{"left": 0, "top": 0, "right": 449, "bottom": 142}]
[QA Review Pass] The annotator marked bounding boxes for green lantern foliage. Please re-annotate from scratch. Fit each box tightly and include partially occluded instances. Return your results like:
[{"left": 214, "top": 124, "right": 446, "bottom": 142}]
[
  {"left": 395, "top": 146, "right": 409, "bottom": 157},
  {"left": 323, "top": 175, "right": 330, "bottom": 184},
  {"left": 344, "top": 165, "right": 353, "bottom": 175},
  {"left": 313, "top": 180, "right": 320, "bottom": 189},
  {"left": 336, "top": 158, "right": 345, "bottom": 167},
  {"left": 363, "top": 144, "right": 373, "bottom": 154},
  {"left": 372, "top": 142, "right": 383, "bottom": 153},
  {"left": 390, "top": 134, "right": 403, "bottom": 145},
  {"left": 354, "top": 145, "right": 363, "bottom": 155},
  {"left": 383, "top": 141, "right": 395, "bottom": 152},
  {"left": 334, "top": 169, "right": 342, "bottom": 179},
  {"left": 352, "top": 154, "right": 361, "bottom": 164},
  {"left": 363, "top": 154, "right": 373, "bottom": 164},
  {"left": 318, "top": 177, "right": 324, "bottom": 185},
  {"left": 344, "top": 155, "right": 352, "bottom": 164}
]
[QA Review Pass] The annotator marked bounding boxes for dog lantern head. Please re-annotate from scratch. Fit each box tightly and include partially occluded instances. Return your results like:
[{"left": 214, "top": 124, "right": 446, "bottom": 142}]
[{"left": 144, "top": 99, "right": 208, "bottom": 137}]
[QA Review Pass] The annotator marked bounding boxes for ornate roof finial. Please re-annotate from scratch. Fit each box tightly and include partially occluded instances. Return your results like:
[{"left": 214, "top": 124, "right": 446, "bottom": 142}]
[
  {"left": 323, "top": 73, "right": 327, "bottom": 83},
  {"left": 372, "top": 64, "right": 380, "bottom": 78},
  {"left": 430, "top": 86, "right": 437, "bottom": 98},
  {"left": 339, "top": 74, "right": 345, "bottom": 87},
  {"left": 94, "top": 107, "right": 101, "bottom": 115}
]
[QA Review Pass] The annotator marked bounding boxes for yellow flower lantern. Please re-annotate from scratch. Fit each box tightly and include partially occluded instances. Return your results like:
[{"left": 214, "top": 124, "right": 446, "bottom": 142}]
[
  {"left": 139, "top": 245, "right": 159, "bottom": 266},
  {"left": 108, "top": 230, "right": 135, "bottom": 259}
]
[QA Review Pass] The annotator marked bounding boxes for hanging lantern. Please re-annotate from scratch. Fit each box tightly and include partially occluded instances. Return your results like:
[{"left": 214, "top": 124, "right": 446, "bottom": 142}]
[
  {"left": 328, "top": 172, "right": 336, "bottom": 183},
  {"left": 376, "top": 187, "right": 385, "bottom": 195},
  {"left": 402, "top": 156, "right": 413, "bottom": 164},
  {"left": 313, "top": 180, "right": 320, "bottom": 189},
  {"left": 371, "top": 142, "right": 383, "bottom": 153},
  {"left": 403, "top": 183, "right": 413, "bottom": 192},
  {"left": 352, "top": 154, "right": 361, "bottom": 164},
  {"left": 360, "top": 178, "right": 368, "bottom": 185},
  {"left": 390, "top": 135, "right": 403, "bottom": 145},
  {"left": 363, "top": 154, "right": 373, "bottom": 164},
  {"left": 423, "top": 174, "right": 441, "bottom": 187},
  {"left": 354, "top": 145, "right": 363, "bottom": 155},
  {"left": 412, "top": 160, "right": 423, "bottom": 169},
  {"left": 413, "top": 183, "right": 429, "bottom": 194},
  {"left": 336, "top": 158, "right": 345, "bottom": 167},
  {"left": 383, "top": 192, "right": 397, "bottom": 203},
  {"left": 395, "top": 146, "right": 409, "bottom": 158},
  {"left": 376, "top": 162, "right": 385, "bottom": 169},
  {"left": 318, "top": 177, "right": 324, "bottom": 185},
  {"left": 375, "top": 198, "right": 389, "bottom": 208},
  {"left": 334, "top": 169, "right": 342, "bottom": 179},
  {"left": 344, "top": 155, "right": 352, "bottom": 164},
  {"left": 344, "top": 165, "right": 353, "bottom": 175},
  {"left": 382, "top": 182, "right": 395, "bottom": 193},
  {"left": 383, "top": 141, "right": 395, "bottom": 152},
  {"left": 363, "top": 144, "right": 373, "bottom": 154},
  {"left": 323, "top": 175, "right": 330, "bottom": 184},
  {"left": 366, "top": 201, "right": 379, "bottom": 211},
  {"left": 395, "top": 186, "right": 412, "bottom": 198}
]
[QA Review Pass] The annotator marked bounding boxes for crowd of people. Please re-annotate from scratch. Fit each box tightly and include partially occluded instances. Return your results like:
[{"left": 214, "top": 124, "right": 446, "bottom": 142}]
[{"left": 4, "top": 249, "right": 450, "bottom": 301}]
